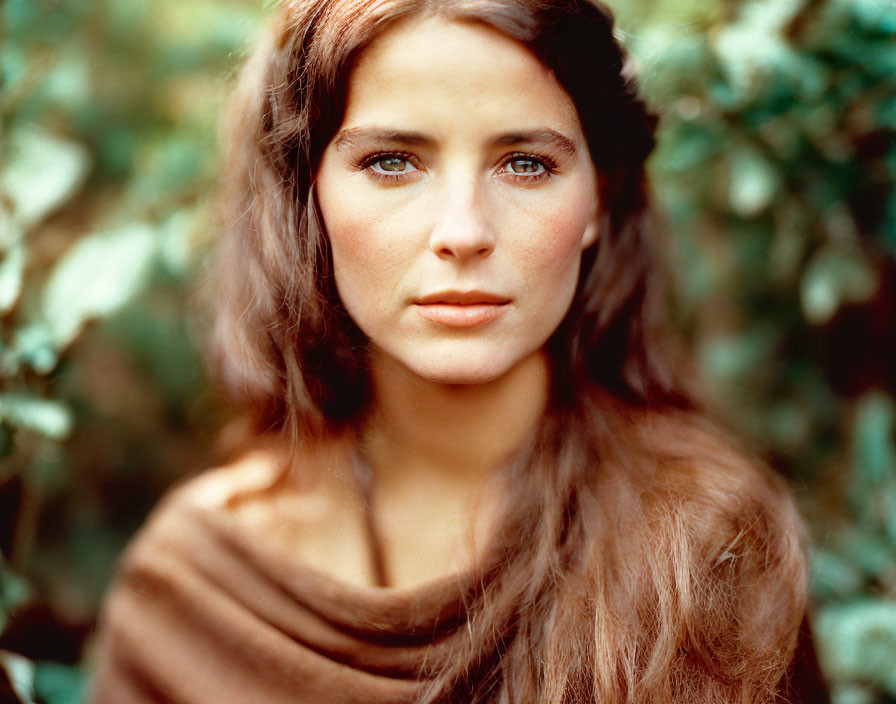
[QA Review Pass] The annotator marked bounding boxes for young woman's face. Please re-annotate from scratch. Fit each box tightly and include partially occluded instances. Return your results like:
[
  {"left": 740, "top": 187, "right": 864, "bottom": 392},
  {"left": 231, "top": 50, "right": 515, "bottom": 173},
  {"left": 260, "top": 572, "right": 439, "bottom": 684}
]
[{"left": 316, "top": 16, "right": 598, "bottom": 385}]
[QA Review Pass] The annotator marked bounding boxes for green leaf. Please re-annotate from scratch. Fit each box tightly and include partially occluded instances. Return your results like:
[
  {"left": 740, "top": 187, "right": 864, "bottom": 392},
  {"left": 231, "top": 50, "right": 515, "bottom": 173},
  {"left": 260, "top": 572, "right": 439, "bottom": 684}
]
[
  {"left": 712, "top": 0, "right": 804, "bottom": 102},
  {"left": 0, "top": 394, "right": 73, "bottom": 440},
  {"left": 41, "top": 223, "right": 157, "bottom": 349},
  {"left": 850, "top": 0, "right": 896, "bottom": 33},
  {"left": 810, "top": 547, "right": 864, "bottom": 600},
  {"left": 11, "top": 323, "right": 59, "bottom": 375},
  {"left": 800, "top": 246, "right": 879, "bottom": 325},
  {"left": 853, "top": 394, "right": 896, "bottom": 481},
  {"left": 34, "top": 662, "right": 86, "bottom": 704},
  {"left": 0, "top": 128, "right": 91, "bottom": 230},
  {"left": 699, "top": 325, "right": 776, "bottom": 383},
  {"left": 158, "top": 207, "right": 204, "bottom": 275},
  {"left": 0, "top": 241, "right": 25, "bottom": 315},
  {"left": 829, "top": 683, "right": 877, "bottom": 704},
  {"left": 816, "top": 600, "right": 896, "bottom": 694},
  {"left": 840, "top": 527, "right": 896, "bottom": 581},
  {"left": 727, "top": 144, "right": 780, "bottom": 216},
  {"left": 0, "top": 651, "right": 36, "bottom": 704},
  {"left": 0, "top": 559, "right": 31, "bottom": 633},
  {"left": 0, "top": 200, "right": 22, "bottom": 250},
  {"left": 850, "top": 393, "right": 896, "bottom": 540}
]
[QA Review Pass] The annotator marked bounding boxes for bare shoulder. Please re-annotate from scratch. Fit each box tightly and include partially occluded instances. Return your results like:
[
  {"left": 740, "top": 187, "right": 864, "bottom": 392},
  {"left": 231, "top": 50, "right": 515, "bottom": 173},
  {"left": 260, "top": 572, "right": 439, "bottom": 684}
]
[
  {"left": 131, "top": 434, "right": 376, "bottom": 586},
  {"left": 120, "top": 435, "right": 355, "bottom": 554},
  {"left": 173, "top": 439, "right": 297, "bottom": 511},
  {"left": 177, "top": 435, "right": 360, "bottom": 521}
]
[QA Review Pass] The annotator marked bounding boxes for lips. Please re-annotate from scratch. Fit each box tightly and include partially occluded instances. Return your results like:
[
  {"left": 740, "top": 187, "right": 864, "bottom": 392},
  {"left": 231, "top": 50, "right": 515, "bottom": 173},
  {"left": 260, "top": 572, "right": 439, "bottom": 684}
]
[
  {"left": 416, "top": 290, "right": 511, "bottom": 305},
  {"left": 414, "top": 290, "right": 510, "bottom": 328}
]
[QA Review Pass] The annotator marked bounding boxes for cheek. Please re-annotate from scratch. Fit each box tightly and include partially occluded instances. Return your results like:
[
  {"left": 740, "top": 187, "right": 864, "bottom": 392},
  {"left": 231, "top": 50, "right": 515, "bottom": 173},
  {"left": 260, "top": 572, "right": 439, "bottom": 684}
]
[
  {"left": 513, "top": 198, "right": 594, "bottom": 281},
  {"left": 325, "top": 210, "right": 410, "bottom": 307}
]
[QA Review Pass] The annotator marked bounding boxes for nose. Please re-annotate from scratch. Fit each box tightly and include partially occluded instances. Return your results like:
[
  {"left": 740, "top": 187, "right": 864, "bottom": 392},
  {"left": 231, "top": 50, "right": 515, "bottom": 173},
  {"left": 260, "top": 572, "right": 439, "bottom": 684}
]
[{"left": 428, "top": 178, "right": 495, "bottom": 261}]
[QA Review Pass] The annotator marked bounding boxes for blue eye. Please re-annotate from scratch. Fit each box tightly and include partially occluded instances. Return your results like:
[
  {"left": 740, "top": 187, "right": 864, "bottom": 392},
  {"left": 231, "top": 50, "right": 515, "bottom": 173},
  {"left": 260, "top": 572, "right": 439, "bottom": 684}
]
[{"left": 369, "top": 156, "right": 418, "bottom": 174}]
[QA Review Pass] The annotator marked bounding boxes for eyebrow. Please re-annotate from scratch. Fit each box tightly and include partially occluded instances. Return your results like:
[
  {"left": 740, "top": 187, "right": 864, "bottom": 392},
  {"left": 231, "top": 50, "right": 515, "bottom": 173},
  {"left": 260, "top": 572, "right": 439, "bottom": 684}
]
[
  {"left": 332, "top": 128, "right": 431, "bottom": 150},
  {"left": 493, "top": 129, "right": 577, "bottom": 156},
  {"left": 331, "top": 126, "right": 578, "bottom": 155}
]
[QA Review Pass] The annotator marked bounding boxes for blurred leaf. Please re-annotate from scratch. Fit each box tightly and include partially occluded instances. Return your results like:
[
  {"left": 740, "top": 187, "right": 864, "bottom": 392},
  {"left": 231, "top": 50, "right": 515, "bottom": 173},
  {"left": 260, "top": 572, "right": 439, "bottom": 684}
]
[
  {"left": 850, "top": 393, "right": 896, "bottom": 543},
  {"left": 0, "top": 202, "right": 21, "bottom": 250},
  {"left": 840, "top": 528, "right": 896, "bottom": 582},
  {"left": 0, "top": 129, "right": 91, "bottom": 230},
  {"left": 849, "top": 0, "right": 896, "bottom": 33},
  {"left": 33, "top": 662, "right": 85, "bottom": 704},
  {"left": 129, "top": 132, "right": 211, "bottom": 206},
  {"left": 810, "top": 546, "right": 865, "bottom": 600},
  {"left": 45, "top": 64, "right": 93, "bottom": 117},
  {"left": 727, "top": 144, "right": 780, "bottom": 216},
  {"left": 712, "top": 0, "right": 805, "bottom": 102},
  {"left": 763, "top": 400, "right": 813, "bottom": 450},
  {"left": 10, "top": 324, "right": 59, "bottom": 376},
  {"left": 157, "top": 208, "right": 203, "bottom": 275},
  {"left": 658, "top": 123, "right": 724, "bottom": 172},
  {"left": 41, "top": 223, "right": 157, "bottom": 349},
  {"left": 0, "top": 395, "right": 72, "bottom": 441},
  {"left": 852, "top": 393, "right": 896, "bottom": 485},
  {"left": 699, "top": 325, "right": 777, "bottom": 383},
  {"left": 800, "top": 246, "right": 879, "bottom": 324},
  {"left": 0, "top": 560, "right": 30, "bottom": 634},
  {"left": 4, "top": 0, "right": 39, "bottom": 34},
  {"left": 0, "top": 243, "right": 25, "bottom": 315},
  {"left": 816, "top": 600, "right": 896, "bottom": 694},
  {"left": 830, "top": 683, "right": 877, "bottom": 704},
  {"left": 0, "top": 651, "right": 36, "bottom": 704}
]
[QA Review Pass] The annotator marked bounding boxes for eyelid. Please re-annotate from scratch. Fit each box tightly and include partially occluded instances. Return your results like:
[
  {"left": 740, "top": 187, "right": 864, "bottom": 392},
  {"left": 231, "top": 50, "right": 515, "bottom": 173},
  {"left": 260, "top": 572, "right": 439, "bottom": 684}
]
[
  {"left": 359, "top": 151, "right": 420, "bottom": 171},
  {"left": 496, "top": 152, "right": 557, "bottom": 180},
  {"left": 355, "top": 149, "right": 423, "bottom": 181},
  {"left": 354, "top": 149, "right": 559, "bottom": 181}
]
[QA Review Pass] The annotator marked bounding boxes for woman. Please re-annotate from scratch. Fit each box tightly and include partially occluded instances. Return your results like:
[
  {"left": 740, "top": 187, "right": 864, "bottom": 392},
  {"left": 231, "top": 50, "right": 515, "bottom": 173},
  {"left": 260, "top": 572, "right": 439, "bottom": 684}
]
[{"left": 90, "top": 0, "right": 824, "bottom": 702}]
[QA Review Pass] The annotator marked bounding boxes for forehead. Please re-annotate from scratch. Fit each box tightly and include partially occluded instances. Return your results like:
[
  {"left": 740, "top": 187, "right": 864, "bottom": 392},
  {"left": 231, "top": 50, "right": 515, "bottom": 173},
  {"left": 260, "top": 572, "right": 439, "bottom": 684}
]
[{"left": 339, "top": 16, "right": 584, "bottom": 139}]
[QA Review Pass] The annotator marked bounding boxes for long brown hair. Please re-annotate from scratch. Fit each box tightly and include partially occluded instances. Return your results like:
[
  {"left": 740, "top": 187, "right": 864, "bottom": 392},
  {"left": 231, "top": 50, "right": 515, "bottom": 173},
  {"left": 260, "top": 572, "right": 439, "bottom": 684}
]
[{"left": 213, "top": 1, "right": 808, "bottom": 701}]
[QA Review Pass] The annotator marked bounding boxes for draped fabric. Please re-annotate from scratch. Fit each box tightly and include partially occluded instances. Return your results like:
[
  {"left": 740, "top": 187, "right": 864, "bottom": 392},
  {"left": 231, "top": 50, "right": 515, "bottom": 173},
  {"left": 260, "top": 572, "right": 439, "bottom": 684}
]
[
  {"left": 89, "top": 481, "right": 829, "bottom": 704},
  {"left": 89, "top": 486, "right": 480, "bottom": 704}
]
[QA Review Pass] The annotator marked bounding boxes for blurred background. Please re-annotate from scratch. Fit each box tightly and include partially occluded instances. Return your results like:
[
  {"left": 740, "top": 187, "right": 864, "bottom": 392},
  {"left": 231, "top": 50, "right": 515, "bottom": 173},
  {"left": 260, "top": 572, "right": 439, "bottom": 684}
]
[{"left": 1, "top": 0, "right": 894, "bottom": 701}]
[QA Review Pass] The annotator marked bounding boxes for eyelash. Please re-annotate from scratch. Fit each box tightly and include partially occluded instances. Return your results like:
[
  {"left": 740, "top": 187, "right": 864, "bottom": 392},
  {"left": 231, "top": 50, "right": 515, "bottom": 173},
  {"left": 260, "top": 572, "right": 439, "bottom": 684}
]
[
  {"left": 356, "top": 151, "right": 558, "bottom": 183},
  {"left": 357, "top": 151, "right": 420, "bottom": 181},
  {"left": 500, "top": 153, "right": 557, "bottom": 183}
]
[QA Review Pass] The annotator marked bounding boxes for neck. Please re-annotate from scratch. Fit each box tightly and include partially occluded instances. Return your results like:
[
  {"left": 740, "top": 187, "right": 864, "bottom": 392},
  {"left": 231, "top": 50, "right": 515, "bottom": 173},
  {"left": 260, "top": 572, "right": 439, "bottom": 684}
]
[{"left": 361, "top": 350, "right": 550, "bottom": 487}]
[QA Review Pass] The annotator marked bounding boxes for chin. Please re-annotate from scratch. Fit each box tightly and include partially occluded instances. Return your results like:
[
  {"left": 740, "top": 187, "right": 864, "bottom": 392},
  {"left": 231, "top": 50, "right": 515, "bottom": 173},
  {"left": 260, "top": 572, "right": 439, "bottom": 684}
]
[
  {"left": 370, "top": 338, "right": 545, "bottom": 388},
  {"left": 400, "top": 353, "right": 514, "bottom": 386},
  {"left": 423, "top": 369, "right": 506, "bottom": 386}
]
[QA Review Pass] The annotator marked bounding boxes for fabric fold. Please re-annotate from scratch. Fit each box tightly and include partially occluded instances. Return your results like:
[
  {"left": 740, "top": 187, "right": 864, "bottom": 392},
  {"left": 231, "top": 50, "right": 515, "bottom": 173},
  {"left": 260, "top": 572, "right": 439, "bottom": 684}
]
[{"left": 89, "top": 484, "right": 475, "bottom": 704}]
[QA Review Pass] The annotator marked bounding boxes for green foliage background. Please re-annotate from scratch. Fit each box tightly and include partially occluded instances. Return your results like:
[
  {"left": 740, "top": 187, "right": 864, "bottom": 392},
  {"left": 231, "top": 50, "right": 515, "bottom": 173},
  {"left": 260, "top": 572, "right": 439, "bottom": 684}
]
[{"left": 1, "top": 0, "right": 894, "bottom": 701}]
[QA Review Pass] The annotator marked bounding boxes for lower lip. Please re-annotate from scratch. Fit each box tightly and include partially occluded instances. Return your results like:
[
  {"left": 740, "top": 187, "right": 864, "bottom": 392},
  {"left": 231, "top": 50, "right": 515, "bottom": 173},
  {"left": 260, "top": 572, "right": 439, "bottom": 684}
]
[{"left": 415, "top": 303, "right": 507, "bottom": 328}]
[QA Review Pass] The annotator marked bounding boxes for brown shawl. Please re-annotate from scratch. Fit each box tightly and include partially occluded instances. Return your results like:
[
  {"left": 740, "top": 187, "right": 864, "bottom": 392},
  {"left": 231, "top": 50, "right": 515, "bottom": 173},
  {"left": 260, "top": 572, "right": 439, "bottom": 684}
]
[
  {"left": 89, "top": 485, "right": 482, "bottom": 704},
  {"left": 89, "top": 483, "right": 829, "bottom": 704}
]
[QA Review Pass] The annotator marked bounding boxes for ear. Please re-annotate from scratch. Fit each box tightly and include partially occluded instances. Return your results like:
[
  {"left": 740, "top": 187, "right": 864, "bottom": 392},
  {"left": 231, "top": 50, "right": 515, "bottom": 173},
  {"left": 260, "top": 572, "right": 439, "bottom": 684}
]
[{"left": 580, "top": 203, "right": 600, "bottom": 250}]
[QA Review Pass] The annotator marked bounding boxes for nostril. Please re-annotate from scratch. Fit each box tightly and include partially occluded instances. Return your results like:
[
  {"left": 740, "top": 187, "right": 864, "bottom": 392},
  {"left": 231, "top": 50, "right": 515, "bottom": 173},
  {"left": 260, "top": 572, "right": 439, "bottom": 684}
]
[{"left": 434, "top": 243, "right": 493, "bottom": 258}]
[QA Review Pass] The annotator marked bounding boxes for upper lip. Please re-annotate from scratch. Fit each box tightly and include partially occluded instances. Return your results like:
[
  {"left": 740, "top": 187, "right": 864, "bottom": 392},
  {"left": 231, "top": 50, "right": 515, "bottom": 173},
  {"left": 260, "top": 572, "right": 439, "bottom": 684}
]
[{"left": 415, "top": 290, "right": 511, "bottom": 305}]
